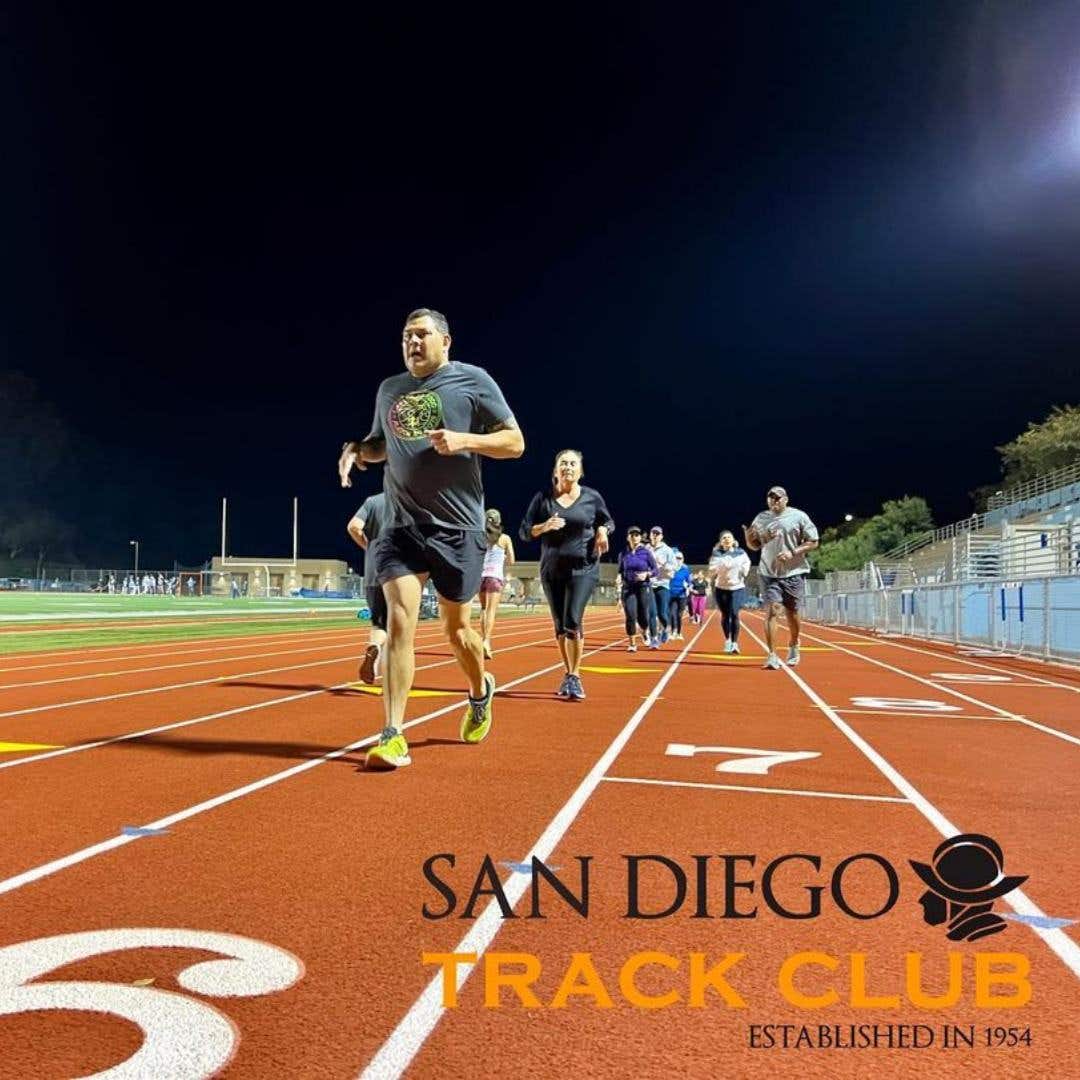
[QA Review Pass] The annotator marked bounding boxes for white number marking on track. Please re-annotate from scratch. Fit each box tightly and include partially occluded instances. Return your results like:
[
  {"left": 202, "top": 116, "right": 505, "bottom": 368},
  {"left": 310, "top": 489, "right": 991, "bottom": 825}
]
[
  {"left": 851, "top": 697, "right": 962, "bottom": 712},
  {"left": 0, "top": 928, "right": 303, "bottom": 1079},
  {"left": 666, "top": 743, "right": 820, "bottom": 775}
]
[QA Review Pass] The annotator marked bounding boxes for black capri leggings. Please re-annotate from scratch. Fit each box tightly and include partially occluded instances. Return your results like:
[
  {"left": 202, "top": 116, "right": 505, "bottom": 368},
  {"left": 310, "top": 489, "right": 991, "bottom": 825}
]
[
  {"left": 668, "top": 593, "right": 688, "bottom": 634},
  {"left": 620, "top": 582, "right": 657, "bottom": 638},
  {"left": 541, "top": 570, "right": 598, "bottom": 639}
]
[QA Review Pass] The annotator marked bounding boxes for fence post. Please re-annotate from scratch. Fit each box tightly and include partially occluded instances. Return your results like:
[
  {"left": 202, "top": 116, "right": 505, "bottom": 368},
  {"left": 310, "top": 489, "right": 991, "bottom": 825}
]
[
  {"left": 953, "top": 585, "right": 960, "bottom": 645},
  {"left": 1043, "top": 577, "right": 1052, "bottom": 659}
]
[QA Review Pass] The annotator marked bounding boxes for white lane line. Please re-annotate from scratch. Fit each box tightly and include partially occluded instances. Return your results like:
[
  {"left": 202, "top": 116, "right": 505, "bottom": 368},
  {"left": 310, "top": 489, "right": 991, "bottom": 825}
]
[
  {"left": 0, "top": 613, "right": 542, "bottom": 667},
  {"left": 806, "top": 622, "right": 1080, "bottom": 693},
  {"left": 0, "top": 624, "right": 625, "bottom": 896},
  {"left": 602, "top": 775, "right": 911, "bottom": 804},
  {"left": 357, "top": 616, "right": 714, "bottom": 1080},
  {"left": 740, "top": 623, "right": 1080, "bottom": 983},
  {"left": 0, "top": 619, "right": 558, "bottom": 720},
  {"left": 784, "top": 620, "right": 1080, "bottom": 748},
  {"left": 0, "top": 628, "right": 368, "bottom": 672},
  {"left": 832, "top": 708, "right": 1018, "bottom": 722},
  {"left": 0, "top": 641, "right": 369, "bottom": 690}
]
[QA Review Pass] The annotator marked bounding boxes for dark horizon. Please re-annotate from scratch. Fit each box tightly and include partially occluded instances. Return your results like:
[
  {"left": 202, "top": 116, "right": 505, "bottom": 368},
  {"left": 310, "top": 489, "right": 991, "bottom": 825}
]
[{"left": 5, "top": 3, "right": 1080, "bottom": 571}]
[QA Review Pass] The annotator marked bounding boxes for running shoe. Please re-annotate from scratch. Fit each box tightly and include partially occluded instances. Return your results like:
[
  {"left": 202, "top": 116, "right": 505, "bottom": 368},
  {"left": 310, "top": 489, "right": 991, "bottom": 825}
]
[
  {"left": 482, "top": 639, "right": 493, "bottom": 660},
  {"left": 626, "top": 644, "right": 638, "bottom": 653},
  {"left": 556, "top": 673, "right": 572, "bottom": 698},
  {"left": 648, "top": 640, "right": 660, "bottom": 650},
  {"left": 731, "top": 643, "right": 740, "bottom": 655},
  {"left": 566, "top": 674, "right": 586, "bottom": 700},
  {"left": 762, "top": 653, "right": 782, "bottom": 670},
  {"left": 358, "top": 644, "right": 380, "bottom": 685},
  {"left": 723, "top": 640, "right": 734, "bottom": 654},
  {"left": 365, "top": 726, "right": 411, "bottom": 770},
  {"left": 461, "top": 672, "right": 496, "bottom": 743},
  {"left": 787, "top": 645, "right": 800, "bottom": 667},
  {"left": 660, "top": 630, "right": 669, "bottom": 644}
]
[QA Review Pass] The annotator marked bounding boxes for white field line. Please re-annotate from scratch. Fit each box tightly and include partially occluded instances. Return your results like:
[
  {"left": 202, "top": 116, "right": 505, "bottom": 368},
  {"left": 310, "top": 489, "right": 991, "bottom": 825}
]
[
  {"left": 0, "top": 619, "right": 567, "bottom": 721},
  {"left": 740, "top": 623, "right": 1080, "bottom": 983},
  {"left": 0, "top": 615, "right": 543, "bottom": 686},
  {"left": 0, "top": 607, "right": 349, "bottom": 625},
  {"left": 357, "top": 616, "right": 714, "bottom": 1080},
  {"left": 0, "top": 612, "right": 543, "bottom": 664},
  {"left": 0, "top": 622, "right": 626, "bottom": 896},
  {"left": 0, "top": 620, "right": 622, "bottom": 773},
  {"left": 757, "top": 616, "right": 1080, "bottom": 749},
  {"left": 805, "top": 621, "right": 1080, "bottom": 695},
  {"left": 601, "top": 775, "right": 911, "bottom": 803}
]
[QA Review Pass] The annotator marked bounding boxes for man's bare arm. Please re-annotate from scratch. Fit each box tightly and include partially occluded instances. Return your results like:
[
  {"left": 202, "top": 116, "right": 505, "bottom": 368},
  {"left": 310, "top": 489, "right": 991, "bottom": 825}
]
[
  {"left": 427, "top": 419, "right": 524, "bottom": 460},
  {"left": 339, "top": 438, "right": 387, "bottom": 488}
]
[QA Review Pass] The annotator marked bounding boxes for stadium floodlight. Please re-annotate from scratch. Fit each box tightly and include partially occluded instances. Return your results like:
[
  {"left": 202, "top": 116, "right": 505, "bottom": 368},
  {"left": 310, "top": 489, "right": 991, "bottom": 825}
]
[
  {"left": 129, "top": 539, "right": 140, "bottom": 575},
  {"left": 844, "top": 514, "right": 854, "bottom": 522}
]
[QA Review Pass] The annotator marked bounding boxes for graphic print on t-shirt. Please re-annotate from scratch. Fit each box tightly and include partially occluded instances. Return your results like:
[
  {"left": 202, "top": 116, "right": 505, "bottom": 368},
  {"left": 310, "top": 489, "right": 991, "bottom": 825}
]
[{"left": 387, "top": 391, "right": 443, "bottom": 439}]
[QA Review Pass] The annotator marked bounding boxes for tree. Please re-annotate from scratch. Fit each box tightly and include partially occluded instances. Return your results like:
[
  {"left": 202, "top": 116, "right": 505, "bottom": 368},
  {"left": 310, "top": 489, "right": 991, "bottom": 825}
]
[
  {"left": 996, "top": 405, "right": 1080, "bottom": 487},
  {"left": 812, "top": 496, "right": 933, "bottom": 574}
]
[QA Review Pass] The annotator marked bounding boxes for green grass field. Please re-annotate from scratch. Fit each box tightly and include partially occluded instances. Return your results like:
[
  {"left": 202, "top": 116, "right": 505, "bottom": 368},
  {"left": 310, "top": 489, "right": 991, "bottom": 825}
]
[{"left": 0, "top": 594, "right": 362, "bottom": 654}]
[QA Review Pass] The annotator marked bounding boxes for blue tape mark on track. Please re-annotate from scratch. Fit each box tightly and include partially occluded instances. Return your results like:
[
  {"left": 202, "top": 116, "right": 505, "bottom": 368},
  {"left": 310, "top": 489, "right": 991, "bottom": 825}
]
[
  {"left": 120, "top": 825, "right": 171, "bottom": 837},
  {"left": 1002, "top": 913, "right": 1076, "bottom": 929},
  {"left": 500, "top": 861, "right": 561, "bottom": 874}
]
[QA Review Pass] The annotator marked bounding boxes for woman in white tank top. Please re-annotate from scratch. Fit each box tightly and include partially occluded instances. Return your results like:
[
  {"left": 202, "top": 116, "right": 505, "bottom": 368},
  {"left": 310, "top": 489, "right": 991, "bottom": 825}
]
[{"left": 479, "top": 508, "right": 515, "bottom": 659}]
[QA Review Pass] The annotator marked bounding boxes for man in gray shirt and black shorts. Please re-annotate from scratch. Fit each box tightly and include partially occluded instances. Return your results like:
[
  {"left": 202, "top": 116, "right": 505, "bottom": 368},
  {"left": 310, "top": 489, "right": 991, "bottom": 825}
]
[
  {"left": 339, "top": 308, "right": 524, "bottom": 769},
  {"left": 744, "top": 485, "right": 819, "bottom": 670}
]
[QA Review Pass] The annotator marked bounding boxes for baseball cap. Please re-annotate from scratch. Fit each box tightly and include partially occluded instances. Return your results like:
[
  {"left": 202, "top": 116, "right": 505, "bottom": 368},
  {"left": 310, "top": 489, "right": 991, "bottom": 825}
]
[
  {"left": 766, "top": 487, "right": 787, "bottom": 499},
  {"left": 650, "top": 525, "right": 663, "bottom": 533},
  {"left": 485, "top": 508, "right": 502, "bottom": 525},
  {"left": 627, "top": 525, "right": 642, "bottom": 535}
]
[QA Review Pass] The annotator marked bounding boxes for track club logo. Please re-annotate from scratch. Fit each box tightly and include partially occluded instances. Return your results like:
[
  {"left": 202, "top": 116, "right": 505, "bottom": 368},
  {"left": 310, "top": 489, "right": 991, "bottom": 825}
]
[
  {"left": 909, "top": 834, "right": 1027, "bottom": 942},
  {"left": 388, "top": 391, "right": 443, "bottom": 439}
]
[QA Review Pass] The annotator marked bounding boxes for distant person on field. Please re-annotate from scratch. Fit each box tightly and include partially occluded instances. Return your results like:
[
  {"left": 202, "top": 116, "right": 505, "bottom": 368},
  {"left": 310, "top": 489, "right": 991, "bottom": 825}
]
[{"left": 743, "top": 486, "right": 819, "bottom": 669}]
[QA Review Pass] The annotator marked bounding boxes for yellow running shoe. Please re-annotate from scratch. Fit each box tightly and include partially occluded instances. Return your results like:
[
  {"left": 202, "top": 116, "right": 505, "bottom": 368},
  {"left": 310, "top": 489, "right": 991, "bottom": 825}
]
[
  {"left": 365, "top": 726, "right": 411, "bottom": 770},
  {"left": 460, "top": 672, "right": 496, "bottom": 744}
]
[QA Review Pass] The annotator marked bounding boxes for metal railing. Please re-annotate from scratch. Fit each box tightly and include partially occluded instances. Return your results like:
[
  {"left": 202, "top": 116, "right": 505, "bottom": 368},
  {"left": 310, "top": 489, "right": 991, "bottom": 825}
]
[
  {"left": 880, "top": 458, "right": 1080, "bottom": 562},
  {"left": 987, "top": 459, "right": 1080, "bottom": 510},
  {"left": 805, "top": 575, "right": 1080, "bottom": 662}
]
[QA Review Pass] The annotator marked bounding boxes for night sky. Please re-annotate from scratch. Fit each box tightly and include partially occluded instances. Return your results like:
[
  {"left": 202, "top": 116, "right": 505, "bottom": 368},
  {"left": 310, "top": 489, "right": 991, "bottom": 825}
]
[{"left": 5, "top": 2, "right": 1080, "bottom": 570}]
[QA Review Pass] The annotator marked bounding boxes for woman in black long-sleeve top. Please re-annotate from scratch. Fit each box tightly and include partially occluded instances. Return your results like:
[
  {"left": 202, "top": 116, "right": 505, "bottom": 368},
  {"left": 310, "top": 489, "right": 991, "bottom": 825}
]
[{"left": 519, "top": 448, "right": 614, "bottom": 701}]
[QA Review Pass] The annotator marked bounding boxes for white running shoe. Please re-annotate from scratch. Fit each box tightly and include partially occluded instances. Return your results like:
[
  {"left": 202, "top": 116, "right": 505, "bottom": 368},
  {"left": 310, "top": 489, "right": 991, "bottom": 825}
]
[
  {"left": 723, "top": 640, "right": 734, "bottom": 653},
  {"left": 762, "top": 653, "right": 782, "bottom": 670},
  {"left": 787, "top": 645, "right": 800, "bottom": 667}
]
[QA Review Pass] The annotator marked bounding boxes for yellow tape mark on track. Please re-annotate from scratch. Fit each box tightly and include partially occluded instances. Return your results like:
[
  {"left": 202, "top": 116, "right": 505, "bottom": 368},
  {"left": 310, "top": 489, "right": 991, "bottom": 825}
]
[
  {"left": 0, "top": 742, "right": 62, "bottom": 753},
  {"left": 346, "top": 685, "right": 456, "bottom": 698},
  {"left": 580, "top": 666, "right": 660, "bottom": 675}
]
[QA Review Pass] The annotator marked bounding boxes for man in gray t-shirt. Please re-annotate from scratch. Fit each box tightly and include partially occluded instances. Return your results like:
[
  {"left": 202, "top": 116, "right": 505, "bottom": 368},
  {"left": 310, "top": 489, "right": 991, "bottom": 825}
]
[
  {"left": 743, "top": 486, "right": 819, "bottom": 670},
  {"left": 347, "top": 491, "right": 389, "bottom": 685},
  {"left": 338, "top": 307, "right": 525, "bottom": 771}
]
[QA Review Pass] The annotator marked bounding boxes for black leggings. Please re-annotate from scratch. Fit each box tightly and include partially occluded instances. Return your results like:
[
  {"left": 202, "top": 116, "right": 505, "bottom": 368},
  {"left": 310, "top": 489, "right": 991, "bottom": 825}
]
[
  {"left": 714, "top": 587, "right": 746, "bottom": 642},
  {"left": 620, "top": 582, "right": 657, "bottom": 638},
  {"left": 668, "top": 593, "right": 687, "bottom": 634},
  {"left": 542, "top": 571, "right": 598, "bottom": 639}
]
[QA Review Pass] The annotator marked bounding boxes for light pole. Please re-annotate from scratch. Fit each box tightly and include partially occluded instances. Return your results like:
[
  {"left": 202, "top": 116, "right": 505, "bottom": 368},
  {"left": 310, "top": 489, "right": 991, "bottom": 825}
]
[{"left": 129, "top": 539, "right": 139, "bottom": 575}]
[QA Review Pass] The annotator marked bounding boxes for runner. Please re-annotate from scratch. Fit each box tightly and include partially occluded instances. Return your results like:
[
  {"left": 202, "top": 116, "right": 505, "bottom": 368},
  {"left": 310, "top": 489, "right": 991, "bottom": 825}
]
[
  {"left": 347, "top": 490, "right": 390, "bottom": 684},
  {"left": 743, "top": 486, "right": 819, "bottom": 669},
  {"left": 647, "top": 526, "right": 676, "bottom": 644},
  {"left": 689, "top": 569, "right": 709, "bottom": 624},
  {"left": 519, "top": 449, "right": 614, "bottom": 699},
  {"left": 339, "top": 308, "right": 524, "bottom": 769},
  {"left": 479, "top": 508, "right": 515, "bottom": 659},
  {"left": 667, "top": 550, "right": 691, "bottom": 640},
  {"left": 708, "top": 529, "right": 751, "bottom": 653},
  {"left": 616, "top": 526, "right": 658, "bottom": 651}
]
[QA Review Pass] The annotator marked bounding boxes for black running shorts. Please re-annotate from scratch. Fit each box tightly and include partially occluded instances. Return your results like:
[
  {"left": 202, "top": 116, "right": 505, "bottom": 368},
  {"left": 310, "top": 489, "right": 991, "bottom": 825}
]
[{"left": 370, "top": 525, "right": 486, "bottom": 604}]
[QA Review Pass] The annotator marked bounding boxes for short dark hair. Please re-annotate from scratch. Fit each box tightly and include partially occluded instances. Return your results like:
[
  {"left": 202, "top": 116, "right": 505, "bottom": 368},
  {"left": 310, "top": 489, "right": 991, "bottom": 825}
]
[{"left": 404, "top": 308, "right": 450, "bottom": 335}]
